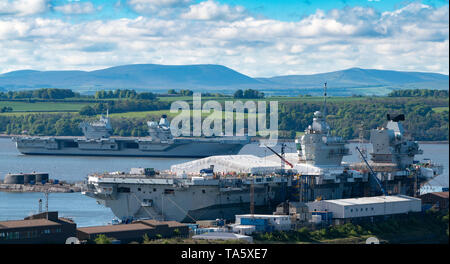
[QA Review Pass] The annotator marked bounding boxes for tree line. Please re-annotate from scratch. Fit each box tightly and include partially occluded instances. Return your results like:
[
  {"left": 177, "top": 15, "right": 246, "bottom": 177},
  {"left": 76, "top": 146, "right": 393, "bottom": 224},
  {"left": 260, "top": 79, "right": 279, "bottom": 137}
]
[
  {"left": 388, "top": 89, "right": 448, "bottom": 97},
  {"left": 278, "top": 97, "right": 448, "bottom": 141},
  {"left": 0, "top": 88, "right": 79, "bottom": 100},
  {"left": 79, "top": 100, "right": 171, "bottom": 116}
]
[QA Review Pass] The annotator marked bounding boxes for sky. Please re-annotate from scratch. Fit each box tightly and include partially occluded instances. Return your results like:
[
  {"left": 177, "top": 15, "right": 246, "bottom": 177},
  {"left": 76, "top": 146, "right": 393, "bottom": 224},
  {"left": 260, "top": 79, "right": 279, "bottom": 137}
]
[{"left": 0, "top": 0, "right": 448, "bottom": 77}]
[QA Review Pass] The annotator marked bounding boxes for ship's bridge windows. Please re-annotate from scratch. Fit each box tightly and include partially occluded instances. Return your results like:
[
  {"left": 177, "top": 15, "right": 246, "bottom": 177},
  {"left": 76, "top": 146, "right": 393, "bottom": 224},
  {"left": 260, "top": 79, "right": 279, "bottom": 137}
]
[{"left": 117, "top": 187, "right": 130, "bottom": 193}]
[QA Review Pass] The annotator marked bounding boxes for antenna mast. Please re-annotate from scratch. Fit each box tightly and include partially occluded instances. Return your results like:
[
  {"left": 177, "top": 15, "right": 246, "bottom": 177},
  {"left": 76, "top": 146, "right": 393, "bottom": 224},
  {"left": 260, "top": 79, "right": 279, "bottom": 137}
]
[
  {"left": 323, "top": 82, "right": 327, "bottom": 117},
  {"left": 358, "top": 122, "right": 367, "bottom": 161},
  {"left": 250, "top": 179, "right": 255, "bottom": 217},
  {"left": 45, "top": 191, "right": 49, "bottom": 212}
]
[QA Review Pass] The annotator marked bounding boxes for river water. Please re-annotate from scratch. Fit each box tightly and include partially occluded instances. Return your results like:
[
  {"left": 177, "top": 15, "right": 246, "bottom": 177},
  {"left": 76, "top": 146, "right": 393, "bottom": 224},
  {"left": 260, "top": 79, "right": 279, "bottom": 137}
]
[{"left": 0, "top": 138, "right": 448, "bottom": 226}]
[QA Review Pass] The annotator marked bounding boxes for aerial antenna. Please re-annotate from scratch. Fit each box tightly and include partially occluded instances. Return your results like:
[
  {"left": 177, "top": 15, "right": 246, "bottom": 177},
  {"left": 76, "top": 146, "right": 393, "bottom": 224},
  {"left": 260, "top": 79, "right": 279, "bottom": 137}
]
[
  {"left": 250, "top": 180, "right": 255, "bottom": 217},
  {"left": 281, "top": 143, "right": 286, "bottom": 171},
  {"left": 323, "top": 82, "right": 327, "bottom": 117},
  {"left": 45, "top": 191, "right": 49, "bottom": 212},
  {"left": 358, "top": 122, "right": 367, "bottom": 161}
]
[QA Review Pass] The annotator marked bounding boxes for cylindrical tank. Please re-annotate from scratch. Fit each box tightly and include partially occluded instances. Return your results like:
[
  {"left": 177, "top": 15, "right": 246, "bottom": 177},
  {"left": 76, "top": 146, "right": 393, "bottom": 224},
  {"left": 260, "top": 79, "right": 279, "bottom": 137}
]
[
  {"left": 4, "top": 174, "right": 24, "bottom": 184},
  {"left": 35, "top": 173, "right": 49, "bottom": 183},
  {"left": 23, "top": 174, "right": 36, "bottom": 184}
]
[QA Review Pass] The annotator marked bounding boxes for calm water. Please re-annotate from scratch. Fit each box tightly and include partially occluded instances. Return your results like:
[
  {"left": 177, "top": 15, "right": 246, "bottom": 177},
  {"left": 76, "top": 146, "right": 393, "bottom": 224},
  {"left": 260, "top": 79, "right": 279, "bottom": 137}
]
[{"left": 0, "top": 137, "right": 448, "bottom": 226}]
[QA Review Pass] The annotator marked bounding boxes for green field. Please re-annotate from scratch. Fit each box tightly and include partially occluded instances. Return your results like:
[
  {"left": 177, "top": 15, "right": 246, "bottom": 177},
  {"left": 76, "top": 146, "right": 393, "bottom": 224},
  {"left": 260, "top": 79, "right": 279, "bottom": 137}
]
[
  {"left": 110, "top": 109, "right": 259, "bottom": 120},
  {"left": 0, "top": 101, "right": 93, "bottom": 112},
  {"left": 433, "top": 107, "right": 449, "bottom": 113},
  {"left": 157, "top": 95, "right": 369, "bottom": 103}
]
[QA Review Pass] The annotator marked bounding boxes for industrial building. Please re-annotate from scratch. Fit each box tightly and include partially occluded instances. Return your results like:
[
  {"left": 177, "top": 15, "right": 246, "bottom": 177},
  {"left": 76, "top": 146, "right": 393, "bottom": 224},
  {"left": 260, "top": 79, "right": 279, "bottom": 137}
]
[
  {"left": 274, "top": 201, "right": 312, "bottom": 226},
  {"left": 306, "top": 195, "right": 422, "bottom": 224},
  {"left": 77, "top": 219, "right": 188, "bottom": 244},
  {"left": 420, "top": 192, "right": 449, "bottom": 211},
  {"left": 3, "top": 172, "right": 49, "bottom": 184},
  {"left": 235, "top": 214, "right": 292, "bottom": 232},
  {"left": 0, "top": 212, "right": 77, "bottom": 244}
]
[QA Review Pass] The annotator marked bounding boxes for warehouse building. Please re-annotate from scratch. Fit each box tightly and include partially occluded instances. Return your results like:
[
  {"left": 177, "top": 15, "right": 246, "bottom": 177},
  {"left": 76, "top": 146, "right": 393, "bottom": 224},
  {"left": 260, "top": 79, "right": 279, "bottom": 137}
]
[
  {"left": 0, "top": 212, "right": 77, "bottom": 244},
  {"left": 306, "top": 195, "right": 421, "bottom": 224},
  {"left": 77, "top": 219, "right": 188, "bottom": 244},
  {"left": 420, "top": 192, "right": 449, "bottom": 211}
]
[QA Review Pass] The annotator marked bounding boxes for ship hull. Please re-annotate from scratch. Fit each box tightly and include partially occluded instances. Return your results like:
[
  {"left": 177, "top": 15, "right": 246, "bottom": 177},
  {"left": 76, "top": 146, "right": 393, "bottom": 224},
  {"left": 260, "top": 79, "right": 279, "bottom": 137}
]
[
  {"left": 14, "top": 137, "right": 248, "bottom": 158},
  {"left": 85, "top": 178, "right": 288, "bottom": 223}
]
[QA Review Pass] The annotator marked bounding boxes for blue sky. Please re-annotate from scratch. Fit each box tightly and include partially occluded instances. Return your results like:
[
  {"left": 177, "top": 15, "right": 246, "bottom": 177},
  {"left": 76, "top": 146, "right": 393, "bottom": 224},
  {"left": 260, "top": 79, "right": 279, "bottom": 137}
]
[
  {"left": 44, "top": 0, "right": 449, "bottom": 21},
  {"left": 0, "top": 0, "right": 448, "bottom": 76}
]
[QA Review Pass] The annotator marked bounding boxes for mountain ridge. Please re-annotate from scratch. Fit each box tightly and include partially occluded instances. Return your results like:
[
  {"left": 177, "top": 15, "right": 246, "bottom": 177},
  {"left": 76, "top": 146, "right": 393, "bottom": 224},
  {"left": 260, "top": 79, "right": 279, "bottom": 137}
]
[{"left": 0, "top": 64, "right": 447, "bottom": 96}]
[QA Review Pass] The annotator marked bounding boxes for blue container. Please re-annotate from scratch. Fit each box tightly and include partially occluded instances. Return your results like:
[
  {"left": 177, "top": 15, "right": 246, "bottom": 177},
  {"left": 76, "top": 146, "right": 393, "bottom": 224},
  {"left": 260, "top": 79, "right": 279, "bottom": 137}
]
[
  {"left": 54, "top": 179, "right": 59, "bottom": 184},
  {"left": 29, "top": 180, "right": 35, "bottom": 185},
  {"left": 312, "top": 212, "right": 333, "bottom": 222},
  {"left": 41, "top": 180, "right": 47, "bottom": 185},
  {"left": 241, "top": 218, "right": 268, "bottom": 232}
]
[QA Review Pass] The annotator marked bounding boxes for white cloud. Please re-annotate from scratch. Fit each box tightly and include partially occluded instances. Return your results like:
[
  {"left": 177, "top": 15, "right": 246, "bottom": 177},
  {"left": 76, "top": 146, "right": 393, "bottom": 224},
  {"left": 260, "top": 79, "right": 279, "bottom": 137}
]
[
  {"left": 0, "top": 2, "right": 448, "bottom": 76},
  {"left": 0, "top": 0, "right": 48, "bottom": 16},
  {"left": 127, "top": 0, "right": 191, "bottom": 16},
  {"left": 181, "top": 0, "right": 246, "bottom": 21},
  {"left": 54, "top": 2, "right": 96, "bottom": 15}
]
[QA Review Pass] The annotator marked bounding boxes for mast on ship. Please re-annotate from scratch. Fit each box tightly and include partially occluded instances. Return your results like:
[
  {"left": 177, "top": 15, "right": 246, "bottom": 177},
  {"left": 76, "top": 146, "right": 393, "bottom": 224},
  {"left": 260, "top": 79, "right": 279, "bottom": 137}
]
[{"left": 323, "top": 82, "right": 327, "bottom": 118}]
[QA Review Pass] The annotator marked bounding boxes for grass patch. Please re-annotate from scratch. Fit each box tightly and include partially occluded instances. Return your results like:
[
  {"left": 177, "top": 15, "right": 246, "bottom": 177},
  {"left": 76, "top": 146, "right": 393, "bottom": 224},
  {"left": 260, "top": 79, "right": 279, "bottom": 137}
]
[
  {"left": 433, "top": 107, "right": 449, "bottom": 113},
  {"left": 0, "top": 101, "right": 93, "bottom": 112}
]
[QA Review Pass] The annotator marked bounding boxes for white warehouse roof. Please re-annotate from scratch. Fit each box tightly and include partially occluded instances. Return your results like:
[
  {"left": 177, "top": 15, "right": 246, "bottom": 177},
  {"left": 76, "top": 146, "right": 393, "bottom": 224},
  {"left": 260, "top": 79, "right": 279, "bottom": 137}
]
[
  {"left": 324, "top": 195, "right": 421, "bottom": 206},
  {"left": 307, "top": 195, "right": 422, "bottom": 219}
]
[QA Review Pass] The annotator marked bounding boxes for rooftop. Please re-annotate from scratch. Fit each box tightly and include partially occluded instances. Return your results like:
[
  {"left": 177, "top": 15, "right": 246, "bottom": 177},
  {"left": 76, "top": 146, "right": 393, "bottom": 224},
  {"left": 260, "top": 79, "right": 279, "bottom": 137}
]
[
  {"left": 319, "top": 195, "right": 421, "bottom": 206},
  {"left": 193, "top": 232, "right": 252, "bottom": 240},
  {"left": 422, "top": 192, "right": 449, "bottom": 199},
  {"left": 77, "top": 223, "right": 153, "bottom": 234},
  {"left": 236, "top": 214, "right": 290, "bottom": 218},
  {"left": 0, "top": 219, "right": 60, "bottom": 229}
]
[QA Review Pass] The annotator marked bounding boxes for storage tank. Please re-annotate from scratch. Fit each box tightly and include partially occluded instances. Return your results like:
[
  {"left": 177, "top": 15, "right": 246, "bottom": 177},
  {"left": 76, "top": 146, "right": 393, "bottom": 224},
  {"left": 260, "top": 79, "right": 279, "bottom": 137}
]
[
  {"left": 23, "top": 174, "right": 36, "bottom": 184},
  {"left": 4, "top": 174, "right": 24, "bottom": 184},
  {"left": 35, "top": 173, "right": 49, "bottom": 183}
]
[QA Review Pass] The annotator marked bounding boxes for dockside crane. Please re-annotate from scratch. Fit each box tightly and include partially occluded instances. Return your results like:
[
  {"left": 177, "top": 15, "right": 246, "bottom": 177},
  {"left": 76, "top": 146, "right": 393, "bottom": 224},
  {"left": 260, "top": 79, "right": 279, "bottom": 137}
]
[{"left": 355, "top": 146, "right": 386, "bottom": 196}]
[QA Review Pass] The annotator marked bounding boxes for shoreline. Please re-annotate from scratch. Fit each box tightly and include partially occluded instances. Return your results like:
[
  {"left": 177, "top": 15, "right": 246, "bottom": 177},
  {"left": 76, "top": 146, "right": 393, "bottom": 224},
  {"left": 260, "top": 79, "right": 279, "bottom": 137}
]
[
  {"left": 1, "top": 134, "right": 448, "bottom": 144},
  {"left": 0, "top": 183, "right": 82, "bottom": 193}
]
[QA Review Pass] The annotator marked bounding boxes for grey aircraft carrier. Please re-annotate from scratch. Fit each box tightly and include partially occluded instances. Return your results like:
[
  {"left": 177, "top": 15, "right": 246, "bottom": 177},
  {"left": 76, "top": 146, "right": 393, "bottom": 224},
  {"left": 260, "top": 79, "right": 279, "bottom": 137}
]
[
  {"left": 13, "top": 115, "right": 250, "bottom": 157},
  {"left": 83, "top": 85, "right": 443, "bottom": 223}
]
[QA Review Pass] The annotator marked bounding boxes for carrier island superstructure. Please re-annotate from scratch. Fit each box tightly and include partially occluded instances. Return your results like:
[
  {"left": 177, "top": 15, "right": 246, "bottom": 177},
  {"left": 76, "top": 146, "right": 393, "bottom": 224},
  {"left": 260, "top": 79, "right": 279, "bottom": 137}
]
[
  {"left": 83, "top": 95, "right": 442, "bottom": 223},
  {"left": 13, "top": 115, "right": 249, "bottom": 157}
]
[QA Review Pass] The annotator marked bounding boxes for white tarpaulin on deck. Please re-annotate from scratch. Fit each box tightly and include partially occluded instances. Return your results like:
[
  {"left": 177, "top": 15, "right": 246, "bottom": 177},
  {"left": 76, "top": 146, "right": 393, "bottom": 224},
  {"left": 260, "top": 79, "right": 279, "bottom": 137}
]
[{"left": 170, "top": 155, "right": 281, "bottom": 174}]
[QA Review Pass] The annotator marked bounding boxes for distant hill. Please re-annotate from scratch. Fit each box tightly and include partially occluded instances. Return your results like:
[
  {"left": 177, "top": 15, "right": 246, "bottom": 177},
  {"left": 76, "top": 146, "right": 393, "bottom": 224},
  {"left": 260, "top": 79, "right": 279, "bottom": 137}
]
[{"left": 0, "top": 64, "right": 447, "bottom": 96}]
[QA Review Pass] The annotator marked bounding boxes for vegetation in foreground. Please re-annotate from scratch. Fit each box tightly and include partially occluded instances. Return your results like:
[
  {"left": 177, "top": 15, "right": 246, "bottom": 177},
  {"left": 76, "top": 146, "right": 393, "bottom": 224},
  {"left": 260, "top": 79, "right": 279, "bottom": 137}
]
[
  {"left": 91, "top": 210, "right": 448, "bottom": 244},
  {"left": 253, "top": 210, "right": 449, "bottom": 244}
]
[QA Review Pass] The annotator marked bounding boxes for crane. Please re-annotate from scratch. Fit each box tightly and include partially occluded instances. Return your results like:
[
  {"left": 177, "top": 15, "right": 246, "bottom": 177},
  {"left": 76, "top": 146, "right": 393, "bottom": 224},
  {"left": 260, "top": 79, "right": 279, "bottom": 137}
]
[
  {"left": 265, "top": 145, "right": 294, "bottom": 169},
  {"left": 355, "top": 146, "right": 386, "bottom": 196}
]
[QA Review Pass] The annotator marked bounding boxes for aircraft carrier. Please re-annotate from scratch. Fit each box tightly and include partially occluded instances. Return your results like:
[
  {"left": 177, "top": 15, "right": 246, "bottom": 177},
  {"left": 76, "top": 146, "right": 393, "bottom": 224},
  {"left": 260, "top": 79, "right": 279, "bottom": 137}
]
[
  {"left": 12, "top": 115, "right": 250, "bottom": 157},
  {"left": 82, "top": 85, "right": 443, "bottom": 223}
]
